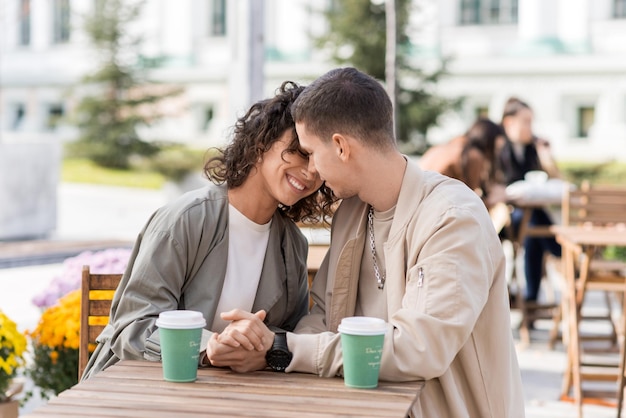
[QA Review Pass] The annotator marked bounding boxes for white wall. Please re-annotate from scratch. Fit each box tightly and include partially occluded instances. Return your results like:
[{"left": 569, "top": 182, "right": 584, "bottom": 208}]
[{"left": 0, "top": 140, "right": 60, "bottom": 239}]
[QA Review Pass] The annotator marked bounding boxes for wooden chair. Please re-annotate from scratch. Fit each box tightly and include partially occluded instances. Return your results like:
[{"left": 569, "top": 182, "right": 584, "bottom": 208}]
[
  {"left": 558, "top": 183, "right": 626, "bottom": 413},
  {"left": 505, "top": 201, "right": 562, "bottom": 349},
  {"left": 79, "top": 265, "right": 122, "bottom": 380}
]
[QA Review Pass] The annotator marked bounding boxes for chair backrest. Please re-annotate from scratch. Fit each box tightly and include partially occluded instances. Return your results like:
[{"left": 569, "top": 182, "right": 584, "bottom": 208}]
[
  {"left": 562, "top": 182, "right": 626, "bottom": 227},
  {"left": 79, "top": 265, "right": 122, "bottom": 380}
]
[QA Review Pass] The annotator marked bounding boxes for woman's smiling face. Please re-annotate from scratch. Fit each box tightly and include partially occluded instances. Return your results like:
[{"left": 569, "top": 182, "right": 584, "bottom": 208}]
[{"left": 256, "top": 129, "right": 323, "bottom": 207}]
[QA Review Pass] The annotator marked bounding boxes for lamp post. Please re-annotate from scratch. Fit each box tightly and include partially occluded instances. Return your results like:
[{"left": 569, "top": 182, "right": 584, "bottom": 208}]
[
  {"left": 384, "top": 0, "right": 397, "bottom": 138},
  {"left": 249, "top": 0, "right": 264, "bottom": 104}
]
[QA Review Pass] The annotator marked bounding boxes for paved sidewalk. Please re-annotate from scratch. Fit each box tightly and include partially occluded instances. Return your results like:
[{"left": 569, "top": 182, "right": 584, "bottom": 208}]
[{"left": 0, "top": 183, "right": 622, "bottom": 417}]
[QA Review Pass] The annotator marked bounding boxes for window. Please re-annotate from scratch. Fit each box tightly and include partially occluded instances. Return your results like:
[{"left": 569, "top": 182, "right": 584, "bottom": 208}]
[
  {"left": 18, "top": 0, "right": 31, "bottom": 46},
  {"left": 53, "top": 0, "right": 70, "bottom": 44},
  {"left": 197, "top": 104, "right": 214, "bottom": 132},
  {"left": 577, "top": 106, "right": 595, "bottom": 138},
  {"left": 615, "top": 0, "right": 626, "bottom": 18},
  {"left": 210, "top": 0, "right": 226, "bottom": 36},
  {"left": 46, "top": 104, "right": 65, "bottom": 131},
  {"left": 10, "top": 103, "right": 25, "bottom": 131},
  {"left": 459, "top": 0, "right": 518, "bottom": 25}
]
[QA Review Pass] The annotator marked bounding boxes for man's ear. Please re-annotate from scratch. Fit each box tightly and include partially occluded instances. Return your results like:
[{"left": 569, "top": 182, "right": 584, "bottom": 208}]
[{"left": 332, "top": 133, "right": 350, "bottom": 162}]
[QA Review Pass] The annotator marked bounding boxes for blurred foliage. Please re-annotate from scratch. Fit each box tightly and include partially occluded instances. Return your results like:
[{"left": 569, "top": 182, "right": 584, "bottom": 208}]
[
  {"left": 604, "top": 245, "right": 626, "bottom": 262},
  {"left": 62, "top": 144, "right": 211, "bottom": 188},
  {"left": 312, "top": 0, "right": 462, "bottom": 146},
  {"left": 62, "top": 158, "right": 165, "bottom": 189},
  {"left": 134, "top": 145, "right": 209, "bottom": 182},
  {"left": 557, "top": 160, "right": 626, "bottom": 187},
  {"left": 68, "top": 0, "right": 182, "bottom": 169}
]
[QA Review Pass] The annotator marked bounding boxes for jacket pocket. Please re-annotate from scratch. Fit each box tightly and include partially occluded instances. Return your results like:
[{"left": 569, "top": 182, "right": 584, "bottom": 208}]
[
  {"left": 406, "top": 262, "right": 459, "bottom": 321},
  {"left": 405, "top": 265, "right": 427, "bottom": 311}
]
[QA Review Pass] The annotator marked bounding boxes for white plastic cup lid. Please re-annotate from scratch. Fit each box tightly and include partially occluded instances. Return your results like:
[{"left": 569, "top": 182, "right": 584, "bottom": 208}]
[
  {"left": 337, "top": 316, "right": 387, "bottom": 336},
  {"left": 156, "top": 310, "right": 206, "bottom": 329}
]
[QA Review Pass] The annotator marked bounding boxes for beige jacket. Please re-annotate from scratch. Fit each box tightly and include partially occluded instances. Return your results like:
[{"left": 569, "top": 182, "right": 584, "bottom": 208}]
[{"left": 287, "top": 159, "right": 525, "bottom": 417}]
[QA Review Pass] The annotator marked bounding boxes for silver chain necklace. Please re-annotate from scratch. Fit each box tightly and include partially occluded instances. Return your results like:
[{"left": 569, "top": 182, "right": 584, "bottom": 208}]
[{"left": 368, "top": 206, "right": 386, "bottom": 290}]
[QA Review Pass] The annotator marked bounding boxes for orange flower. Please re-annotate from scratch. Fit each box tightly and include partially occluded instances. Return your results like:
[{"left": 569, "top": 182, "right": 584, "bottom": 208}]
[{"left": 30, "top": 290, "right": 81, "bottom": 349}]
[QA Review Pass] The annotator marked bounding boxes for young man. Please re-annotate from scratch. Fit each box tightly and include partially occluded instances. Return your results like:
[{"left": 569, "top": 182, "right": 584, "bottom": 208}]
[{"left": 208, "top": 68, "right": 525, "bottom": 417}]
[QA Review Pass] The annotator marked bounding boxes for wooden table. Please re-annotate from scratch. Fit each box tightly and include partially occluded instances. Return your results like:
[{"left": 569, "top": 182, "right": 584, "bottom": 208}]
[
  {"left": 24, "top": 360, "right": 424, "bottom": 417},
  {"left": 553, "top": 225, "right": 626, "bottom": 416}
]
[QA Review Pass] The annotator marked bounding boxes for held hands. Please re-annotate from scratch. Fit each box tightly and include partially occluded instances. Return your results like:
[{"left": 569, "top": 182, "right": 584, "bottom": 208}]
[{"left": 205, "top": 309, "right": 274, "bottom": 373}]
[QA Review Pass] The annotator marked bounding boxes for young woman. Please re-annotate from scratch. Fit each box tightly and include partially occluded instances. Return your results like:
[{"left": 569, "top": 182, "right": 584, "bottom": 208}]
[
  {"left": 497, "top": 97, "right": 561, "bottom": 303},
  {"left": 419, "top": 117, "right": 506, "bottom": 209},
  {"left": 82, "top": 81, "right": 335, "bottom": 378}
]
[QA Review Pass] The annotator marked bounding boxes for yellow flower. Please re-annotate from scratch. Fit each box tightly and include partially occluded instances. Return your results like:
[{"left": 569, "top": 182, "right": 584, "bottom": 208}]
[
  {"left": 0, "top": 310, "right": 27, "bottom": 401},
  {"left": 30, "top": 289, "right": 81, "bottom": 349},
  {"left": 27, "top": 289, "right": 81, "bottom": 400}
]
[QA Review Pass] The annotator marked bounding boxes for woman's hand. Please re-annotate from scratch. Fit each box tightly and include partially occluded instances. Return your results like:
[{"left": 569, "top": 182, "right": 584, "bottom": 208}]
[
  {"left": 205, "top": 333, "right": 270, "bottom": 373},
  {"left": 216, "top": 309, "right": 274, "bottom": 351},
  {"left": 205, "top": 310, "right": 275, "bottom": 373}
]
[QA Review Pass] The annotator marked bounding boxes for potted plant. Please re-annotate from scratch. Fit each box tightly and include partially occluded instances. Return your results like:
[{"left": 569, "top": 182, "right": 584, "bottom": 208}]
[
  {"left": 26, "top": 248, "right": 131, "bottom": 401},
  {"left": 0, "top": 310, "right": 27, "bottom": 418},
  {"left": 26, "top": 290, "right": 81, "bottom": 400}
]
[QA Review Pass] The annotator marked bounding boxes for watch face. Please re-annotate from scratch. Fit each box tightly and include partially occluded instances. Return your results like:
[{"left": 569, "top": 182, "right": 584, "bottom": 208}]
[{"left": 267, "top": 350, "right": 292, "bottom": 371}]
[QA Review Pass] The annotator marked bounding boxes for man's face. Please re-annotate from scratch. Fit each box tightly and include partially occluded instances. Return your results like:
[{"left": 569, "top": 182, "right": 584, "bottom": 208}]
[{"left": 296, "top": 122, "right": 354, "bottom": 199}]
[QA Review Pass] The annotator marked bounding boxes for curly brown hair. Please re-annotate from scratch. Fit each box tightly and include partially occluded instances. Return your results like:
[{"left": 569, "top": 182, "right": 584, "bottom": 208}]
[{"left": 204, "top": 81, "right": 335, "bottom": 225}]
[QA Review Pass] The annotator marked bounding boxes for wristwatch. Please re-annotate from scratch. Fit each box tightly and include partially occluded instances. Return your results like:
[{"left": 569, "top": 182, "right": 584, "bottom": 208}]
[{"left": 265, "top": 330, "right": 292, "bottom": 372}]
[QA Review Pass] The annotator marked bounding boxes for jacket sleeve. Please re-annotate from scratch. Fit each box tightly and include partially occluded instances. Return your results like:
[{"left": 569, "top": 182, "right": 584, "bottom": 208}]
[
  {"left": 380, "top": 205, "right": 497, "bottom": 381},
  {"left": 106, "top": 204, "right": 219, "bottom": 362},
  {"left": 106, "top": 227, "right": 189, "bottom": 360},
  {"left": 293, "top": 245, "right": 331, "bottom": 333},
  {"left": 288, "top": 203, "right": 501, "bottom": 382},
  {"left": 276, "top": 227, "right": 312, "bottom": 332},
  {"left": 286, "top": 244, "right": 344, "bottom": 376}
]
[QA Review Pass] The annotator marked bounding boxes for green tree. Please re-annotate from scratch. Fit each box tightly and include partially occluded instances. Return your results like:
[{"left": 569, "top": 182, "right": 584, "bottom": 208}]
[
  {"left": 70, "top": 0, "right": 181, "bottom": 169},
  {"left": 313, "top": 0, "right": 461, "bottom": 149}
]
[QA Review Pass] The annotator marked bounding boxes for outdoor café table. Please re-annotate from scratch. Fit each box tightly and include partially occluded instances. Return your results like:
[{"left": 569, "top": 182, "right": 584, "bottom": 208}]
[
  {"left": 24, "top": 360, "right": 424, "bottom": 417},
  {"left": 552, "top": 225, "right": 626, "bottom": 416}
]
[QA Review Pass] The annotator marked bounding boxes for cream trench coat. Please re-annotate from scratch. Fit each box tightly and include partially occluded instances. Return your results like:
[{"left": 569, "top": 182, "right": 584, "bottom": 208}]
[
  {"left": 82, "top": 184, "right": 310, "bottom": 379},
  {"left": 287, "top": 159, "right": 525, "bottom": 417}
]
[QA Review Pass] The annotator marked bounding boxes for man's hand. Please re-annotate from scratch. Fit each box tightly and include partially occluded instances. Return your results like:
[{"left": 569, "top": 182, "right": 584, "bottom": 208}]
[
  {"left": 216, "top": 309, "right": 274, "bottom": 351},
  {"left": 205, "top": 333, "right": 270, "bottom": 373},
  {"left": 204, "top": 309, "right": 275, "bottom": 373}
]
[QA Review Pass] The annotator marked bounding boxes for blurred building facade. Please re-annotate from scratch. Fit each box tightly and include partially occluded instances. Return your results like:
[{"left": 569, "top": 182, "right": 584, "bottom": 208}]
[
  {"left": 0, "top": 0, "right": 330, "bottom": 149},
  {"left": 424, "top": 0, "right": 626, "bottom": 162},
  {"left": 1, "top": 0, "right": 626, "bottom": 162}
]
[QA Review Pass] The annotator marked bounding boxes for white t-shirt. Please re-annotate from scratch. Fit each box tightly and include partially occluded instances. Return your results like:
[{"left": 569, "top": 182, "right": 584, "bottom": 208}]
[{"left": 211, "top": 204, "right": 271, "bottom": 333}]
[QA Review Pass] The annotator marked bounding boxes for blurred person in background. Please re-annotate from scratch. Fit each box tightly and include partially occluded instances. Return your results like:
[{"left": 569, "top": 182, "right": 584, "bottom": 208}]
[
  {"left": 497, "top": 97, "right": 561, "bottom": 305},
  {"left": 419, "top": 117, "right": 507, "bottom": 210}
]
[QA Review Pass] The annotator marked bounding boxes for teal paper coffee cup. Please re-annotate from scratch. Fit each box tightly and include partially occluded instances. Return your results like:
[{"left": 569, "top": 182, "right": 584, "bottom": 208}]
[
  {"left": 156, "top": 310, "right": 206, "bottom": 382},
  {"left": 338, "top": 316, "right": 387, "bottom": 389}
]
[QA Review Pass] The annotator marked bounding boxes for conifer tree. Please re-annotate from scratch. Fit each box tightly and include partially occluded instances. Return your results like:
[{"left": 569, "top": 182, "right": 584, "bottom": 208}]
[
  {"left": 71, "top": 0, "right": 180, "bottom": 168},
  {"left": 314, "top": 0, "right": 461, "bottom": 148}
]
